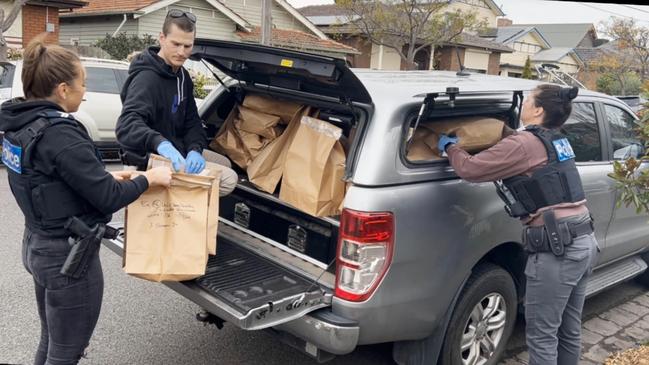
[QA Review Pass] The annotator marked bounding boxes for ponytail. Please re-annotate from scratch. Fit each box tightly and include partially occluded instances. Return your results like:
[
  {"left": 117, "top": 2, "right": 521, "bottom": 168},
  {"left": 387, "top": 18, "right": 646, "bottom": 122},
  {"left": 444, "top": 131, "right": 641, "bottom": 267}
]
[{"left": 22, "top": 33, "right": 81, "bottom": 99}]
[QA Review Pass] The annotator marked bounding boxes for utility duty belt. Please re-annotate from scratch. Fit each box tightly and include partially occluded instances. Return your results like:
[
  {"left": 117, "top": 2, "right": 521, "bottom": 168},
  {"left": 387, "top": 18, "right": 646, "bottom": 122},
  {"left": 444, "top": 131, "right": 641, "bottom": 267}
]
[{"left": 523, "top": 210, "right": 594, "bottom": 256}]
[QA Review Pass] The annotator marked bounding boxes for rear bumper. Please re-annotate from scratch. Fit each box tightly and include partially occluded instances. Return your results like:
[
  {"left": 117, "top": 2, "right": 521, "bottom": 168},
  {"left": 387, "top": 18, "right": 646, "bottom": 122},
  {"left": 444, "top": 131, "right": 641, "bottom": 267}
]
[{"left": 274, "top": 309, "right": 360, "bottom": 355}]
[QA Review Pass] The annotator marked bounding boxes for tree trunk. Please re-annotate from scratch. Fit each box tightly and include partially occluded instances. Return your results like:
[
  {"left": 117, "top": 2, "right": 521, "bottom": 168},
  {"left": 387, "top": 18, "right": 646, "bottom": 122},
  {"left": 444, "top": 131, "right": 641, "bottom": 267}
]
[
  {"left": 0, "top": 45, "right": 7, "bottom": 62},
  {"left": 0, "top": 0, "right": 27, "bottom": 62},
  {"left": 618, "top": 76, "right": 627, "bottom": 96},
  {"left": 404, "top": 56, "right": 417, "bottom": 70},
  {"left": 404, "top": 45, "right": 417, "bottom": 70}
]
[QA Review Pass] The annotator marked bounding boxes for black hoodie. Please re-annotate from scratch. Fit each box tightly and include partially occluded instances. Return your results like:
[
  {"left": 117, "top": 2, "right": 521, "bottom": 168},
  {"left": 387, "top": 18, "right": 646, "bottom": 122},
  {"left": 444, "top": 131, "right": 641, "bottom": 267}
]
[
  {"left": 0, "top": 99, "right": 149, "bottom": 236},
  {"left": 116, "top": 46, "right": 206, "bottom": 157}
]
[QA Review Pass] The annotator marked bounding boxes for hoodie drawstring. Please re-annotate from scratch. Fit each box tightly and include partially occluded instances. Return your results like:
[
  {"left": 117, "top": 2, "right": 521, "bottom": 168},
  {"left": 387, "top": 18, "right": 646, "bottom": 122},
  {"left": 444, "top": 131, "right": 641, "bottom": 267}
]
[{"left": 176, "top": 70, "right": 185, "bottom": 107}]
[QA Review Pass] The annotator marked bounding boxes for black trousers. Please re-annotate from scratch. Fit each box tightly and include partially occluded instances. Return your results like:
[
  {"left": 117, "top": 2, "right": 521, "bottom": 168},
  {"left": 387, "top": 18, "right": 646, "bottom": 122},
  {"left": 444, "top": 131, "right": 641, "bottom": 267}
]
[{"left": 22, "top": 228, "right": 104, "bottom": 365}]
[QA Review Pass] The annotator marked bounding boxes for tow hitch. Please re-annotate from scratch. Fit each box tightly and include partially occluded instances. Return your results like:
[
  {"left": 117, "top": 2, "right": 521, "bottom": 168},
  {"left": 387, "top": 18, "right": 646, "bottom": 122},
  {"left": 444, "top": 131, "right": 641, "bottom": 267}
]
[{"left": 196, "top": 310, "right": 225, "bottom": 330}]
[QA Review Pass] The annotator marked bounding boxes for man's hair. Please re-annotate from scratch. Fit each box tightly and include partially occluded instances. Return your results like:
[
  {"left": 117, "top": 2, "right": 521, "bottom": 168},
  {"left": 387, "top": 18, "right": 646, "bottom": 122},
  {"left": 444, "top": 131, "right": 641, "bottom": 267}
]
[
  {"left": 534, "top": 84, "right": 579, "bottom": 129},
  {"left": 162, "top": 15, "right": 195, "bottom": 35},
  {"left": 22, "top": 33, "right": 81, "bottom": 99}
]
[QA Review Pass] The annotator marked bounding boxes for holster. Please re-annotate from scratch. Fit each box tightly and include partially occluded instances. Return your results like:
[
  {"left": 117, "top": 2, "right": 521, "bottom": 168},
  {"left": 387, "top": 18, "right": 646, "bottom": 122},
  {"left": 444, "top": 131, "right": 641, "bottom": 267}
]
[
  {"left": 119, "top": 149, "right": 149, "bottom": 171},
  {"left": 523, "top": 210, "right": 590, "bottom": 256},
  {"left": 60, "top": 217, "right": 119, "bottom": 279}
]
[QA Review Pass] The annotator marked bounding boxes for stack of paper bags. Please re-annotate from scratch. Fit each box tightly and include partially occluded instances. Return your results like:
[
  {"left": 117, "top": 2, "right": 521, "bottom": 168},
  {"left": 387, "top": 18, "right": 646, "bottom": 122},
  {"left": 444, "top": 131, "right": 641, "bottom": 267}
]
[
  {"left": 210, "top": 93, "right": 302, "bottom": 171},
  {"left": 407, "top": 116, "right": 507, "bottom": 161},
  {"left": 280, "top": 116, "right": 346, "bottom": 217},
  {"left": 123, "top": 154, "right": 221, "bottom": 282}
]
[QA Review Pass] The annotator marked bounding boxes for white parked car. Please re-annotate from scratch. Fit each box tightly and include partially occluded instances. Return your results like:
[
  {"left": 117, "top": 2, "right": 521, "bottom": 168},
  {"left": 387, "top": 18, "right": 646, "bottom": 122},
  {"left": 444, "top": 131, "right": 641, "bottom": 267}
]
[
  {"left": 1, "top": 57, "right": 129, "bottom": 160},
  {"left": 1, "top": 57, "right": 205, "bottom": 160}
]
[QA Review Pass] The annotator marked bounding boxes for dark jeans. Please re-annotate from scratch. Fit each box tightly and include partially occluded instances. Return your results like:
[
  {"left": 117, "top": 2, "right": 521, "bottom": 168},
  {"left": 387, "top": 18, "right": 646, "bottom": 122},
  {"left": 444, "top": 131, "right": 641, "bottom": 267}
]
[{"left": 22, "top": 228, "right": 104, "bottom": 365}]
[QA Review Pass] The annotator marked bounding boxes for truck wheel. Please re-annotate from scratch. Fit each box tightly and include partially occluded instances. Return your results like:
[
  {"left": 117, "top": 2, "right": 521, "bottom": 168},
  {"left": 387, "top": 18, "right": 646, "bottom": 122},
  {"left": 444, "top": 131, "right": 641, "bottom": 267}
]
[{"left": 440, "top": 263, "right": 517, "bottom": 365}]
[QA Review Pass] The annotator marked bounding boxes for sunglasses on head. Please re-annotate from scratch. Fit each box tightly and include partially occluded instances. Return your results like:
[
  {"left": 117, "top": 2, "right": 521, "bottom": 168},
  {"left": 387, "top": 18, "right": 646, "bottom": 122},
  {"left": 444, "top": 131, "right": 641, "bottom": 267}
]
[{"left": 167, "top": 9, "right": 197, "bottom": 23}]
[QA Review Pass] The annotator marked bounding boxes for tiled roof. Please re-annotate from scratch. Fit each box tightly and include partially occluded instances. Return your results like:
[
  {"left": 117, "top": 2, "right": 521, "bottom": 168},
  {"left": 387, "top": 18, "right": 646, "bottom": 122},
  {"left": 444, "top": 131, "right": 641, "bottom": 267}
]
[
  {"left": 307, "top": 15, "right": 358, "bottom": 26},
  {"left": 514, "top": 23, "right": 596, "bottom": 48},
  {"left": 300, "top": 1, "right": 505, "bottom": 17},
  {"left": 445, "top": 33, "right": 513, "bottom": 53},
  {"left": 68, "top": 0, "right": 157, "bottom": 15},
  {"left": 492, "top": 26, "right": 529, "bottom": 43},
  {"left": 573, "top": 48, "right": 604, "bottom": 64},
  {"left": 236, "top": 27, "right": 359, "bottom": 55},
  {"left": 531, "top": 47, "right": 583, "bottom": 65},
  {"left": 298, "top": 4, "right": 351, "bottom": 17},
  {"left": 575, "top": 42, "right": 633, "bottom": 65},
  {"left": 485, "top": 26, "right": 551, "bottom": 49}
]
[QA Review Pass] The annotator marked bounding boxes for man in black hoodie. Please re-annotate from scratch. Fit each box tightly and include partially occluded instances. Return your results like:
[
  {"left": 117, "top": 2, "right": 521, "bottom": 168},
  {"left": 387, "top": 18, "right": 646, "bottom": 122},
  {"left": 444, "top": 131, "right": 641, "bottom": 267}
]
[{"left": 116, "top": 9, "right": 237, "bottom": 196}]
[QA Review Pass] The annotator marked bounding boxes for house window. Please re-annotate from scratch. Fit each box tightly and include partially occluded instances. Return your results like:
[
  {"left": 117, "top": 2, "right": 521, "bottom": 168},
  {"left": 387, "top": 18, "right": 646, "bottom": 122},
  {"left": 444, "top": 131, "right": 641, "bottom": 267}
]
[{"left": 513, "top": 41, "right": 541, "bottom": 54}]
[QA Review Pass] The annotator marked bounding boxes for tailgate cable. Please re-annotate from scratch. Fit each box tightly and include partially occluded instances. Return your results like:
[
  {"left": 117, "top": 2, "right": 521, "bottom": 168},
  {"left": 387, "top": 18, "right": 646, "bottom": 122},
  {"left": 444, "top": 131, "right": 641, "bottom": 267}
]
[{"left": 293, "top": 258, "right": 336, "bottom": 305}]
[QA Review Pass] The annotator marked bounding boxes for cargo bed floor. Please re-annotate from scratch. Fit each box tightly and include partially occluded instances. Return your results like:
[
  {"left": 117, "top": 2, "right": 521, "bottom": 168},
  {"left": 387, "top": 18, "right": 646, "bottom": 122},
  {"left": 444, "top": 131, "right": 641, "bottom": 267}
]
[{"left": 195, "top": 241, "right": 321, "bottom": 314}]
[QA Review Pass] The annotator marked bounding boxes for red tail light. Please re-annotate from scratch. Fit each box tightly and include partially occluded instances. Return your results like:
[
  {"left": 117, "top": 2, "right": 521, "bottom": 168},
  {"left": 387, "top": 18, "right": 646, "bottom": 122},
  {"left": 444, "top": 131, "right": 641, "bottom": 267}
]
[{"left": 335, "top": 209, "right": 394, "bottom": 302}]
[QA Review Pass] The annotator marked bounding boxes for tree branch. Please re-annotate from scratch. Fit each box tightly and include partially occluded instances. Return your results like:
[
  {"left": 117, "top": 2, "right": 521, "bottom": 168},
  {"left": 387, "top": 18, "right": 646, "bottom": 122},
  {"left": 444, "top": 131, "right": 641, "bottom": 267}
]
[{"left": 2, "top": 0, "right": 26, "bottom": 33}]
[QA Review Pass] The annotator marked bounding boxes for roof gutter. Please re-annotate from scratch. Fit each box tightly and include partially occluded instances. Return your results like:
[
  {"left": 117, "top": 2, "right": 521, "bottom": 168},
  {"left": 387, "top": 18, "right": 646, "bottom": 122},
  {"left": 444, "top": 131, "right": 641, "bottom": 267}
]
[
  {"left": 27, "top": 0, "right": 87, "bottom": 9},
  {"left": 60, "top": 10, "right": 141, "bottom": 18}
]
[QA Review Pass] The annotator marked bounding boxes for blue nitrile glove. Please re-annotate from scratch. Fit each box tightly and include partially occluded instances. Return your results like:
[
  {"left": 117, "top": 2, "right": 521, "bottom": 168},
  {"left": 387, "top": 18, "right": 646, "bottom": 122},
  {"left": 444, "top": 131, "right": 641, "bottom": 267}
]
[
  {"left": 438, "top": 134, "right": 459, "bottom": 154},
  {"left": 185, "top": 150, "right": 206, "bottom": 174},
  {"left": 156, "top": 141, "right": 185, "bottom": 172}
]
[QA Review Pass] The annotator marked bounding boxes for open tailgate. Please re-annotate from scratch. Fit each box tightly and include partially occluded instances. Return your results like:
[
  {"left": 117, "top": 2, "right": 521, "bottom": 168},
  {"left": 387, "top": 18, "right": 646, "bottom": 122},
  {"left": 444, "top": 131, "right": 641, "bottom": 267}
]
[
  {"left": 103, "top": 220, "right": 333, "bottom": 330},
  {"left": 191, "top": 39, "right": 372, "bottom": 104}
]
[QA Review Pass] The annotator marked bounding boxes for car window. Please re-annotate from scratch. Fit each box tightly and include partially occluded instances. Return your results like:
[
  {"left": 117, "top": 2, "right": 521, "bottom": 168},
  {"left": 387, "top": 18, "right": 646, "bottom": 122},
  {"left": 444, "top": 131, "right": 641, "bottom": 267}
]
[
  {"left": 559, "top": 102, "right": 602, "bottom": 162},
  {"left": 604, "top": 104, "right": 645, "bottom": 160},
  {"left": 0, "top": 63, "right": 15, "bottom": 99},
  {"left": 114, "top": 69, "right": 128, "bottom": 90},
  {"left": 1, "top": 64, "right": 14, "bottom": 87},
  {"left": 85, "top": 67, "right": 120, "bottom": 94}
]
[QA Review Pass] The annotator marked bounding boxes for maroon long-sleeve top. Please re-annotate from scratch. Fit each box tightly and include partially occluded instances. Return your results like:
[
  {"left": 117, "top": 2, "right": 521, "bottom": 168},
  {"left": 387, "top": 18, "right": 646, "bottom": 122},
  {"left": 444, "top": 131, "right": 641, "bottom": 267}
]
[{"left": 446, "top": 130, "right": 589, "bottom": 226}]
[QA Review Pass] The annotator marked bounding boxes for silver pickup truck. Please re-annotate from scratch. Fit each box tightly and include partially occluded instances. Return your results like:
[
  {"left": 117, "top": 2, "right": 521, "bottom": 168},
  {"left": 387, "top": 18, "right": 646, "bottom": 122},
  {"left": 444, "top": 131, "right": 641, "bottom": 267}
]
[{"left": 103, "top": 40, "right": 649, "bottom": 365}]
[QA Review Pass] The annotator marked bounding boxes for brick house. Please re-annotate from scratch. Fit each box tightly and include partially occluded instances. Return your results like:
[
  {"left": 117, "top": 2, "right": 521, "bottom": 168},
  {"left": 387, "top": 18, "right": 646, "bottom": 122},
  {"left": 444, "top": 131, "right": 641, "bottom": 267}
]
[
  {"left": 0, "top": 0, "right": 86, "bottom": 47},
  {"left": 300, "top": 0, "right": 513, "bottom": 74},
  {"left": 58, "top": 0, "right": 357, "bottom": 59}
]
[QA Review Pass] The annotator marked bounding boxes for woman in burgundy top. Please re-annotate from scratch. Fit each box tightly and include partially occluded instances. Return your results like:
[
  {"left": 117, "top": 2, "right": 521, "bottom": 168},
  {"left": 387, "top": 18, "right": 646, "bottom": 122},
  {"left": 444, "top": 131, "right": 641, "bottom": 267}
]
[{"left": 440, "top": 84, "right": 599, "bottom": 365}]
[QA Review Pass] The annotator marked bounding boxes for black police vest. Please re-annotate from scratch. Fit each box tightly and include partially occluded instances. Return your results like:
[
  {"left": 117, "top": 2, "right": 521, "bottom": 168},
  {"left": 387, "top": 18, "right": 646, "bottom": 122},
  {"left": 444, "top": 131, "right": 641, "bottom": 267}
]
[
  {"left": 2, "top": 111, "right": 95, "bottom": 233},
  {"left": 496, "top": 125, "right": 585, "bottom": 218}
]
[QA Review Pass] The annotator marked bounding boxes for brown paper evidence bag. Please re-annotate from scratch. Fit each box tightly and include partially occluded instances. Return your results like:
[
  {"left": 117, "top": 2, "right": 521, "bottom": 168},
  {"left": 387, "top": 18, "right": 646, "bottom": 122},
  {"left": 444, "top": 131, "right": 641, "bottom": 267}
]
[{"left": 122, "top": 155, "right": 221, "bottom": 282}]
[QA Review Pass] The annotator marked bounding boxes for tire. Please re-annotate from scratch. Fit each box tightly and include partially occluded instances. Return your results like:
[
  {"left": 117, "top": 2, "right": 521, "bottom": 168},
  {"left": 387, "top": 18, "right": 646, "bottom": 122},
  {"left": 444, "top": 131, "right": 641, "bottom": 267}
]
[{"left": 439, "top": 263, "right": 518, "bottom": 365}]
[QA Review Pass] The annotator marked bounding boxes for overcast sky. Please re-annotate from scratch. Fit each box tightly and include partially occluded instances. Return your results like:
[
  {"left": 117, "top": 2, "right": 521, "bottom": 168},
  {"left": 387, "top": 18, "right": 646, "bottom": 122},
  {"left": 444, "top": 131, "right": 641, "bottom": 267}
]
[{"left": 286, "top": 0, "right": 649, "bottom": 29}]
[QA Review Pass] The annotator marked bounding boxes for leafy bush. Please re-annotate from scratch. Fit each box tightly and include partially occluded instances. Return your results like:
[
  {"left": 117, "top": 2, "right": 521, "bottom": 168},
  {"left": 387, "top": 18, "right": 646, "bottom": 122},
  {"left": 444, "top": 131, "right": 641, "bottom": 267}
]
[
  {"left": 608, "top": 81, "right": 649, "bottom": 214},
  {"left": 94, "top": 32, "right": 157, "bottom": 61},
  {"left": 192, "top": 73, "right": 209, "bottom": 99},
  {"left": 7, "top": 48, "right": 23, "bottom": 60},
  {"left": 596, "top": 71, "right": 642, "bottom": 96},
  {"left": 521, "top": 56, "right": 534, "bottom": 79}
]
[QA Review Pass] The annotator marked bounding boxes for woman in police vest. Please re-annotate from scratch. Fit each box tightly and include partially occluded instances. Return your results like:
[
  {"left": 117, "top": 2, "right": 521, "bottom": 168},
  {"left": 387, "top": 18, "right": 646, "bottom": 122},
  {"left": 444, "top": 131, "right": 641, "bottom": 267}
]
[
  {"left": 439, "top": 84, "right": 599, "bottom": 365},
  {"left": 0, "top": 35, "right": 172, "bottom": 364}
]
